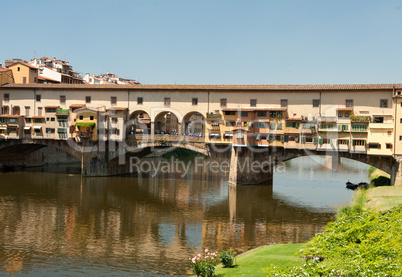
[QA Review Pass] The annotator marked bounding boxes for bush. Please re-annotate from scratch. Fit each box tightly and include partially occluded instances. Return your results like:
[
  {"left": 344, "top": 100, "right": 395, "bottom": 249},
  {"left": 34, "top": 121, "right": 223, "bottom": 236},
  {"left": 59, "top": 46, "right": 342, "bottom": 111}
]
[
  {"left": 368, "top": 165, "right": 376, "bottom": 173},
  {"left": 219, "top": 249, "right": 236, "bottom": 268},
  {"left": 267, "top": 205, "right": 402, "bottom": 276},
  {"left": 189, "top": 249, "right": 218, "bottom": 277}
]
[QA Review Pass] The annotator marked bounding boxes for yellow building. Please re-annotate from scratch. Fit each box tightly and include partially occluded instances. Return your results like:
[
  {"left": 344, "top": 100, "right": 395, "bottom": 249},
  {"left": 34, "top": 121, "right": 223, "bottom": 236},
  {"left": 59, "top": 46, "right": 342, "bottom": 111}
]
[
  {"left": 73, "top": 108, "right": 98, "bottom": 141},
  {"left": 0, "top": 67, "right": 14, "bottom": 85},
  {"left": 7, "top": 62, "right": 39, "bottom": 84}
]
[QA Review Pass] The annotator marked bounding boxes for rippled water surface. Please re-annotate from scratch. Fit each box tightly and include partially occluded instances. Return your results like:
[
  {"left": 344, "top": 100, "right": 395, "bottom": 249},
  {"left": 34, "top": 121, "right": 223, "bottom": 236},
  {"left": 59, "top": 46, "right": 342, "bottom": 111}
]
[{"left": 0, "top": 156, "right": 369, "bottom": 276}]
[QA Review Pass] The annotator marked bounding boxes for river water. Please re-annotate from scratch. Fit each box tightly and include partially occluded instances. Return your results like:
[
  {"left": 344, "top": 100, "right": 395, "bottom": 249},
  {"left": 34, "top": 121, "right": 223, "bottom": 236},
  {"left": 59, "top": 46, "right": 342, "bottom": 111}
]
[{"left": 0, "top": 156, "right": 369, "bottom": 276}]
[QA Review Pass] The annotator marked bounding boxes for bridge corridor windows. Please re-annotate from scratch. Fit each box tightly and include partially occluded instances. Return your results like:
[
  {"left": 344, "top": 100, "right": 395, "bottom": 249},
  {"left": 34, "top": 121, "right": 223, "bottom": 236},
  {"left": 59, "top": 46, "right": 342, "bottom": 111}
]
[
  {"left": 137, "top": 97, "right": 143, "bottom": 104},
  {"left": 220, "top": 98, "right": 227, "bottom": 107}
]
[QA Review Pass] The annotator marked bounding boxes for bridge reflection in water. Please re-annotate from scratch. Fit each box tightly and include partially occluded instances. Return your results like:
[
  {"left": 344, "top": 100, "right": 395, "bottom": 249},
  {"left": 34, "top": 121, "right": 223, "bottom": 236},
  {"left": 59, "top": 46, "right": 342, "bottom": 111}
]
[{"left": 0, "top": 156, "right": 367, "bottom": 276}]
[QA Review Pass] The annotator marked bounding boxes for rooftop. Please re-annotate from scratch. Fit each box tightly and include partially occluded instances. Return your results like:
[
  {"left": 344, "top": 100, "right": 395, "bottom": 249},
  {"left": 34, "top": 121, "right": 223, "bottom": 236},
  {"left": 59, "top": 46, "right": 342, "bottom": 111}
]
[{"left": 1, "top": 83, "right": 402, "bottom": 92}]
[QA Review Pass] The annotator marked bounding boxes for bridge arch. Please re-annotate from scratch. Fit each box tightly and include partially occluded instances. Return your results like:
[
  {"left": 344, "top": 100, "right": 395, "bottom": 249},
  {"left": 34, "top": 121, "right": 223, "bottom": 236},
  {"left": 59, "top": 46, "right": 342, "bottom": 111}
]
[
  {"left": 127, "top": 110, "right": 151, "bottom": 135},
  {"left": 182, "top": 111, "right": 205, "bottom": 136},
  {"left": 154, "top": 111, "right": 181, "bottom": 135}
]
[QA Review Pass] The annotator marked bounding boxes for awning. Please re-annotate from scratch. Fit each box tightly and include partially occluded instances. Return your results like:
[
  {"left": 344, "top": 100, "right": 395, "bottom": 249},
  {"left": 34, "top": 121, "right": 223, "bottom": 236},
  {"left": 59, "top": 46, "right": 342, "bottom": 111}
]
[
  {"left": 24, "top": 127, "right": 31, "bottom": 130},
  {"left": 34, "top": 126, "right": 42, "bottom": 130}
]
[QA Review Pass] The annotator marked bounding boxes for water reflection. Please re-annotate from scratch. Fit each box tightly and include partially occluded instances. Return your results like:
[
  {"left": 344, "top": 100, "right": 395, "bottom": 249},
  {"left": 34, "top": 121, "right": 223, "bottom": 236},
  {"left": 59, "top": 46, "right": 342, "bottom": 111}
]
[{"left": 0, "top": 156, "right": 367, "bottom": 276}]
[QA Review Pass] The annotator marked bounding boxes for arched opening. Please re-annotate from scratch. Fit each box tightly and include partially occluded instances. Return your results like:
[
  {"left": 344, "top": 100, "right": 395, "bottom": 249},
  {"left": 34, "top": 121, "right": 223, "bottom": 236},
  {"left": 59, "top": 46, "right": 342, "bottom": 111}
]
[
  {"left": 154, "top": 111, "right": 180, "bottom": 135},
  {"left": 127, "top": 110, "right": 151, "bottom": 136},
  {"left": 182, "top": 112, "right": 205, "bottom": 136}
]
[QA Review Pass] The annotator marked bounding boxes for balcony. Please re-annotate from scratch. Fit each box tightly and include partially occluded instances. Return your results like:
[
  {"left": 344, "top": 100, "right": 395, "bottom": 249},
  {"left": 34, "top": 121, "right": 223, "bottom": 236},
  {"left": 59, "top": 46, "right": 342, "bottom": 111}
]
[
  {"left": 318, "top": 116, "right": 337, "bottom": 122},
  {"left": 57, "top": 109, "right": 69, "bottom": 115},
  {"left": 206, "top": 113, "right": 222, "bottom": 119},
  {"left": 75, "top": 131, "right": 93, "bottom": 138}
]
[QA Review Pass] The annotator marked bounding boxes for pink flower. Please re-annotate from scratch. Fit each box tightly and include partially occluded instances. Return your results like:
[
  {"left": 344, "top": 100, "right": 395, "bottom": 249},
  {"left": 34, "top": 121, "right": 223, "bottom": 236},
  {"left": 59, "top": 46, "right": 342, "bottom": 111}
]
[{"left": 205, "top": 249, "right": 209, "bottom": 253}]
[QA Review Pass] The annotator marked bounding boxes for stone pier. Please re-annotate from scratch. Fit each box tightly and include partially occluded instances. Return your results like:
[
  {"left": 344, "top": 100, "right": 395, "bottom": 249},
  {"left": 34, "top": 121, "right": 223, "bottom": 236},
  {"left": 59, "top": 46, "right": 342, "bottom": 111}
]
[{"left": 228, "top": 146, "right": 273, "bottom": 185}]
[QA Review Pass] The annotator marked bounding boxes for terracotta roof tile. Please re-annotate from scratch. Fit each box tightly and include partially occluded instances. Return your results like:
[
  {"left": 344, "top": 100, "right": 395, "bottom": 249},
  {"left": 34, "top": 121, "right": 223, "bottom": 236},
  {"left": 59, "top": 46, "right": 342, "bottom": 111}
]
[{"left": 1, "top": 83, "right": 401, "bottom": 91}]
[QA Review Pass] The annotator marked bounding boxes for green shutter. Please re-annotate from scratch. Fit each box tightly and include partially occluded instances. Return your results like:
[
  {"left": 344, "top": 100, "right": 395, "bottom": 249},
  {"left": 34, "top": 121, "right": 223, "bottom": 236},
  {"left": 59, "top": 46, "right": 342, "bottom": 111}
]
[
  {"left": 344, "top": 125, "right": 348, "bottom": 131},
  {"left": 270, "top": 123, "right": 275, "bottom": 130},
  {"left": 284, "top": 135, "right": 289, "bottom": 142},
  {"left": 338, "top": 125, "right": 342, "bottom": 131},
  {"left": 295, "top": 122, "right": 299, "bottom": 128},
  {"left": 280, "top": 135, "right": 285, "bottom": 142},
  {"left": 277, "top": 123, "right": 282, "bottom": 130},
  {"left": 313, "top": 137, "right": 318, "bottom": 143},
  {"left": 286, "top": 122, "right": 292, "bottom": 128},
  {"left": 346, "top": 139, "right": 349, "bottom": 146},
  {"left": 301, "top": 136, "right": 306, "bottom": 144},
  {"left": 319, "top": 138, "right": 323, "bottom": 145}
]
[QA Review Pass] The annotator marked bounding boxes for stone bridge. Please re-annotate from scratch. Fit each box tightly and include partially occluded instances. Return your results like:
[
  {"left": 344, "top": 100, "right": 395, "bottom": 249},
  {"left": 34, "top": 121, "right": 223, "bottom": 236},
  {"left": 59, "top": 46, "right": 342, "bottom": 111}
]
[{"left": 0, "top": 136, "right": 401, "bottom": 186}]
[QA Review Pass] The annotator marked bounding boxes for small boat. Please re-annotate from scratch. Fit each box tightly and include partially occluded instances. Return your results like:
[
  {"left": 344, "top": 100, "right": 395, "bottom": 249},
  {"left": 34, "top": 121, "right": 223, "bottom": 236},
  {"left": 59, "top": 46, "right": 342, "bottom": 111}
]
[
  {"left": 346, "top": 181, "right": 359, "bottom": 190},
  {"left": 346, "top": 181, "right": 369, "bottom": 190}
]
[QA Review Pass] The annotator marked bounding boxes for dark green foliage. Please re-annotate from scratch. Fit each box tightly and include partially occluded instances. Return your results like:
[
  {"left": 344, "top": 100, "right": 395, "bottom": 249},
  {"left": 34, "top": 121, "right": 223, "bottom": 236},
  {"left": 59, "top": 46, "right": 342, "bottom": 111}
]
[
  {"left": 219, "top": 249, "right": 236, "bottom": 268},
  {"left": 368, "top": 166, "right": 376, "bottom": 173},
  {"left": 267, "top": 205, "right": 402, "bottom": 276},
  {"left": 371, "top": 175, "right": 391, "bottom": 187}
]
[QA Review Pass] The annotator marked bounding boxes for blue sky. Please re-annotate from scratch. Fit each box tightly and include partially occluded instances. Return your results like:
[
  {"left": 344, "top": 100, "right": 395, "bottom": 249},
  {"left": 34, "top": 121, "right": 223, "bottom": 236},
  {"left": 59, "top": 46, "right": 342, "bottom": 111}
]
[{"left": 1, "top": 0, "right": 402, "bottom": 85}]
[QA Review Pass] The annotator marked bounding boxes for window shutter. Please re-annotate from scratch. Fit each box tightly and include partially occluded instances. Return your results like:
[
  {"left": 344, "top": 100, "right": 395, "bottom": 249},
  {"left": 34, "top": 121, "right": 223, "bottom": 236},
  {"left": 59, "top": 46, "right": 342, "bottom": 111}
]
[
  {"left": 346, "top": 139, "right": 349, "bottom": 145},
  {"left": 301, "top": 136, "right": 306, "bottom": 144},
  {"left": 280, "top": 135, "right": 285, "bottom": 142},
  {"left": 270, "top": 123, "right": 275, "bottom": 130},
  {"left": 338, "top": 125, "right": 342, "bottom": 131},
  {"left": 319, "top": 138, "right": 323, "bottom": 145},
  {"left": 313, "top": 137, "right": 318, "bottom": 143},
  {"left": 284, "top": 135, "right": 289, "bottom": 142},
  {"left": 344, "top": 125, "right": 349, "bottom": 131}
]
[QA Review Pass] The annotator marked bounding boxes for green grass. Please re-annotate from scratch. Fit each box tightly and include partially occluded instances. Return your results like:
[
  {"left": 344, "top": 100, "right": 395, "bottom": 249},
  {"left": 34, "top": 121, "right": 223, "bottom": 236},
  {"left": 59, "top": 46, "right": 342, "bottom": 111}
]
[
  {"left": 215, "top": 243, "right": 304, "bottom": 277},
  {"left": 365, "top": 185, "right": 402, "bottom": 211}
]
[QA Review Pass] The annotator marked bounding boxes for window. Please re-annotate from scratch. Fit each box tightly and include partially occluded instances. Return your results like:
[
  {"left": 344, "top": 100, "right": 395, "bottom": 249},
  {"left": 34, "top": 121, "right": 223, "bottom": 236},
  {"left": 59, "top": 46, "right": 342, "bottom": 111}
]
[
  {"left": 313, "top": 99, "right": 320, "bottom": 107},
  {"left": 353, "top": 140, "right": 365, "bottom": 146},
  {"left": 257, "top": 111, "right": 266, "bottom": 117},
  {"left": 338, "top": 112, "right": 343, "bottom": 118},
  {"left": 345, "top": 112, "right": 350, "bottom": 118},
  {"left": 191, "top": 98, "right": 198, "bottom": 106},
  {"left": 346, "top": 99, "right": 353, "bottom": 107},
  {"left": 4, "top": 93, "right": 9, "bottom": 102},
  {"left": 374, "top": 117, "right": 384, "bottom": 123},
  {"left": 46, "top": 128, "right": 55, "bottom": 134},
  {"left": 25, "top": 118, "right": 31, "bottom": 123},
  {"left": 110, "top": 129, "right": 120, "bottom": 135},
  {"left": 211, "top": 121, "right": 219, "bottom": 126},
  {"left": 17, "top": 67, "right": 20, "bottom": 72},
  {"left": 400, "top": 136, "right": 402, "bottom": 141},
  {"left": 164, "top": 98, "right": 170, "bottom": 106},
  {"left": 34, "top": 118, "right": 42, "bottom": 123},
  {"left": 90, "top": 116, "right": 94, "bottom": 120},
  {"left": 225, "top": 121, "right": 235, "bottom": 126},
  {"left": 386, "top": 143, "right": 392, "bottom": 149},
  {"left": 23, "top": 77, "right": 27, "bottom": 84},
  {"left": 250, "top": 99, "right": 257, "bottom": 107},
  {"left": 240, "top": 112, "right": 248, "bottom": 117},
  {"left": 36, "top": 95, "right": 41, "bottom": 102},
  {"left": 224, "top": 111, "right": 236, "bottom": 116},
  {"left": 12, "top": 106, "right": 20, "bottom": 115},
  {"left": 277, "top": 123, "right": 283, "bottom": 130},
  {"left": 137, "top": 97, "right": 143, "bottom": 104},
  {"left": 368, "top": 143, "right": 380, "bottom": 149},
  {"left": 281, "top": 99, "right": 288, "bottom": 107},
  {"left": 277, "top": 111, "right": 283, "bottom": 118},
  {"left": 51, "top": 117, "right": 55, "bottom": 122},
  {"left": 60, "top": 95, "right": 66, "bottom": 104},
  {"left": 111, "top": 96, "right": 117, "bottom": 105},
  {"left": 46, "top": 108, "right": 56, "bottom": 113},
  {"left": 46, "top": 117, "right": 50, "bottom": 121},
  {"left": 79, "top": 116, "right": 83, "bottom": 120},
  {"left": 112, "top": 117, "right": 118, "bottom": 124},
  {"left": 85, "top": 96, "right": 91, "bottom": 103},
  {"left": 256, "top": 122, "right": 268, "bottom": 128},
  {"left": 400, "top": 118, "right": 402, "bottom": 124},
  {"left": 270, "top": 111, "right": 276, "bottom": 118},
  {"left": 380, "top": 99, "right": 388, "bottom": 108},
  {"left": 220, "top": 98, "right": 227, "bottom": 107}
]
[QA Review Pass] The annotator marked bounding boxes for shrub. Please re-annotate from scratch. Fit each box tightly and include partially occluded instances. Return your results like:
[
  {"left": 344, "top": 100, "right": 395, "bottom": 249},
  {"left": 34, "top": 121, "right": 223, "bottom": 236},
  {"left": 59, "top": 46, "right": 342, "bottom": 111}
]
[
  {"left": 267, "top": 205, "right": 402, "bottom": 276},
  {"left": 189, "top": 249, "right": 218, "bottom": 277},
  {"left": 219, "top": 249, "right": 236, "bottom": 268}
]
